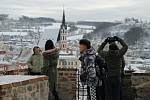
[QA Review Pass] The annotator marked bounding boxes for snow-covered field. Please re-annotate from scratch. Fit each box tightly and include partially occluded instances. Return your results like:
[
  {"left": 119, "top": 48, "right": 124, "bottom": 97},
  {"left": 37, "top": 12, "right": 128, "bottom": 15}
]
[
  {"left": 67, "top": 34, "right": 83, "bottom": 41},
  {"left": 0, "top": 32, "right": 28, "bottom": 36}
]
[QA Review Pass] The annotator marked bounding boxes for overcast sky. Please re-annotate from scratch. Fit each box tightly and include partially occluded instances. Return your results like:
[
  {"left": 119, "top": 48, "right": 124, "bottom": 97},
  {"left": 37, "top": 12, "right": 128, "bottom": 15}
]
[{"left": 0, "top": 0, "right": 149, "bottom": 21}]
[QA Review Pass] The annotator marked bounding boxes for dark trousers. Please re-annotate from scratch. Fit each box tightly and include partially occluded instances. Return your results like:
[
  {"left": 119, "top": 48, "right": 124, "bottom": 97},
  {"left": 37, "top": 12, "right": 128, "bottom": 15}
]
[
  {"left": 96, "top": 86, "right": 103, "bottom": 100},
  {"left": 106, "top": 76, "right": 121, "bottom": 100},
  {"left": 96, "top": 79, "right": 107, "bottom": 100}
]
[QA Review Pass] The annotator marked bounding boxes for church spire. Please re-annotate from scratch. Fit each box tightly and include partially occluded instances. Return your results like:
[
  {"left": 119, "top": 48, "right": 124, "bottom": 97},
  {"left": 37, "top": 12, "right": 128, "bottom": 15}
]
[
  {"left": 57, "top": 9, "right": 68, "bottom": 50},
  {"left": 61, "top": 9, "right": 67, "bottom": 29},
  {"left": 62, "top": 10, "right": 65, "bottom": 25}
]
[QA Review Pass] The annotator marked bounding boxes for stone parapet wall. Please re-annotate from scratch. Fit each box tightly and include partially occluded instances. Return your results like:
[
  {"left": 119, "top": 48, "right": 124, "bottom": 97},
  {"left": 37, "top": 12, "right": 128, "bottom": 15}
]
[
  {"left": 122, "top": 73, "right": 135, "bottom": 100},
  {"left": 0, "top": 75, "right": 49, "bottom": 100},
  {"left": 132, "top": 73, "right": 150, "bottom": 100},
  {"left": 0, "top": 68, "right": 28, "bottom": 75},
  {"left": 0, "top": 68, "right": 78, "bottom": 100},
  {"left": 123, "top": 72, "right": 150, "bottom": 100}
]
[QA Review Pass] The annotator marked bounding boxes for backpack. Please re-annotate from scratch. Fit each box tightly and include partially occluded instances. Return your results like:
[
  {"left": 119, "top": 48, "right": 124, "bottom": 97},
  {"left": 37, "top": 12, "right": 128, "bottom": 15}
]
[
  {"left": 80, "top": 55, "right": 108, "bottom": 83},
  {"left": 95, "top": 55, "right": 108, "bottom": 80}
]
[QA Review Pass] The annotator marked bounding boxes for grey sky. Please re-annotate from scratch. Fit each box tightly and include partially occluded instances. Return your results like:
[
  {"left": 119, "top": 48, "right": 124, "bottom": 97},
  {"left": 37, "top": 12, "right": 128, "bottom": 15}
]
[{"left": 0, "top": 0, "right": 149, "bottom": 21}]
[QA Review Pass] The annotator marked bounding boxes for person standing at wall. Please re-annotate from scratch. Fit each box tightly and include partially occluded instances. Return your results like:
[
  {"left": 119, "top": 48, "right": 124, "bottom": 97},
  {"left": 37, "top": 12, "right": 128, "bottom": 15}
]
[
  {"left": 79, "top": 39, "right": 98, "bottom": 100},
  {"left": 98, "top": 36, "right": 128, "bottom": 100},
  {"left": 28, "top": 46, "right": 43, "bottom": 75},
  {"left": 42, "top": 40, "right": 59, "bottom": 100}
]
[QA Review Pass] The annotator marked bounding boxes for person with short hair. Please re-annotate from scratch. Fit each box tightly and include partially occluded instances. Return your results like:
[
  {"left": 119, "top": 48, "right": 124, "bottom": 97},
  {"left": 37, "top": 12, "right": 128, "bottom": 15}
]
[
  {"left": 79, "top": 39, "right": 98, "bottom": 100},
  {"left": 27, "top": 46, "right": 43, "bottom": 75}
]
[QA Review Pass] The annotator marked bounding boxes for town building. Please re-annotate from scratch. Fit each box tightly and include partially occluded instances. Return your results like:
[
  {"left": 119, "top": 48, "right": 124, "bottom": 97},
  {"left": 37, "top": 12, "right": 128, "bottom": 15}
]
[{"left": 57, "top": 10, "right": 80, "bottom": 68}]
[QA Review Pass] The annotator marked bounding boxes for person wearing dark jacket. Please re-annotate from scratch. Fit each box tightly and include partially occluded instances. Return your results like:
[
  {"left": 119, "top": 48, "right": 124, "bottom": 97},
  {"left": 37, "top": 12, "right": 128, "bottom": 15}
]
[
  {"left": 98, "top": 36, "right": 128, "bottom": 100},
  {"left": 42, "top": 40, "right": 59, "bottom": 100},
  {"left": 79, "top": 39, "right": 98, "bottom": 100}
]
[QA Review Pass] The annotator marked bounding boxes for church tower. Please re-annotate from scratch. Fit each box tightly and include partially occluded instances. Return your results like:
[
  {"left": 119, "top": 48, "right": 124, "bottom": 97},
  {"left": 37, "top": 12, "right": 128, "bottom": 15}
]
[{"left": 57, "top": 10, "right": 68, "bottom": 50}]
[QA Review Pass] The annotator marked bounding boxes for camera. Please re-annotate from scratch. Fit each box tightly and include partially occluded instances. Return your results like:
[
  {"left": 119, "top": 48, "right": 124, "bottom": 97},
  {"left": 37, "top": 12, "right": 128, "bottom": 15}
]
[{"left": 107, "top": 36, "right": 118, "bottom": 44}]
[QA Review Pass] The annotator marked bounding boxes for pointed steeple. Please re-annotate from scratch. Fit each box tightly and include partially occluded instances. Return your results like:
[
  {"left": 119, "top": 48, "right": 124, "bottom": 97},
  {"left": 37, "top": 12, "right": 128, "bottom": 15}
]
[
  {"left": 57, "top": 9, "right": 67, "bottom": 42},
  {"left": 57, "top": 9, "right": 68, "bottom": 50},
  {"left": 61, "top": 9, "right": 67, "bottom": 29},
  {"left": 62, "top": 10, "right": 65, "bottom": 25}
]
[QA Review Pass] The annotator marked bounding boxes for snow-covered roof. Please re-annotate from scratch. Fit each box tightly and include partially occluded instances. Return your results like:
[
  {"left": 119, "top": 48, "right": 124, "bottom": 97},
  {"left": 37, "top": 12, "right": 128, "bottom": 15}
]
[
  {"left": 0, "top": 61, "right": 11, "bottom": 65},
  {"left": 59, "top": 54, "right": 78, "bottom": 59},
  {"left": 59, "top": 51, "right": 71, "bottom": 55},
  {"left": 40, "top": 23, "right": 61, "bottom": 30},
  {"left": 67, "top": 34, "right": 83, "bottom": 41},
  {"left": 76, "top": 25, "right": 96, "bottom": 29},
  {"left": 0, "top": 32, "right": 28, "bottom": 36}
]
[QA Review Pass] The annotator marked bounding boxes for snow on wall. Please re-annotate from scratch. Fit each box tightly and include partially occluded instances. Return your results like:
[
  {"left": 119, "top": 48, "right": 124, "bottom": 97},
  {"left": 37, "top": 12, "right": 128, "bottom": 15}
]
[{"left": 0, "top": 75, "right": 46, "bottom": 85}]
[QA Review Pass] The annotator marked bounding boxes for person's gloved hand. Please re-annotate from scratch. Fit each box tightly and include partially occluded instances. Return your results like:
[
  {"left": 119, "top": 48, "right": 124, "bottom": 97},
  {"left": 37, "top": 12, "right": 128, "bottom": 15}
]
[
  {"left": 114, "top": 36, "right": 120, "bottom": 41},
  {"left": 104, "top": 37, "right": 110, "bottom": 43}
]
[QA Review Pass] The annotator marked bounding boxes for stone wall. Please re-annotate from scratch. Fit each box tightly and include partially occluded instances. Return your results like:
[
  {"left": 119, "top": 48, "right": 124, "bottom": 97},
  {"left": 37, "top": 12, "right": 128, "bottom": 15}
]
[
  {"left": 0, "top": 68, "right": 78, "bottom": 100},
  {"left": 122, "top": 73, "right": 135, "bottom": 100},
  {"left": 0, "top": 75, "right": 49, "bottom": 100},
  {"left": 123, "top": 72, "right": 150, "bottom": 100},
  {"left": 132, "top": 73, "right": 150, "bottom": 100},
  {"left": 58, "top": 68, "right": 77, "bottom": 100},
  {"left": 0, "top": 68, "right": 28, "bottom": 75}
]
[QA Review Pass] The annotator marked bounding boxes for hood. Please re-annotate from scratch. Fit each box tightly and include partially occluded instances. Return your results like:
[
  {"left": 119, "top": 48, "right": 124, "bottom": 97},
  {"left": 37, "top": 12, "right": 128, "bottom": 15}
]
[
  {"left": 108, "top": 49, "right": 119, "bottom": 56},
  {"left": 109, "top": 42, "right": 119, "bottom": 50},
  {"left": 83, "top": 47, "right": 96, "bottom": 56}
]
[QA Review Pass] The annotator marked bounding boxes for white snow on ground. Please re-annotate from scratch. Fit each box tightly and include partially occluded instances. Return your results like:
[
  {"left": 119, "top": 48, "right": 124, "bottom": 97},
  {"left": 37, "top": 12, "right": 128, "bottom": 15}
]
[
  {"left": 40, "top": 23, "right": 61, "bottom": 30},
  {"left": 0, "top": 32, "right": 28, "bottom": 36},
  {"left": 38, "top": 29, "right": 59, "bottom": 48},
  {"left": 38, "top": 23, "right": 61, "bottom": 48},
  {"left": 125, "top": 64, "right": 146, "bottom": 73},
  {"left": 76, "top": 25, "right": 96, "bottom": 29},
  {"left": 0, "top": 75, "right": 46, "bottom": 85},
  {"left": 0, "top": 61, "right": 11, "bottom": 65},
  {"left": 67, "top": 34, "right": 83, "bottom": 41}
]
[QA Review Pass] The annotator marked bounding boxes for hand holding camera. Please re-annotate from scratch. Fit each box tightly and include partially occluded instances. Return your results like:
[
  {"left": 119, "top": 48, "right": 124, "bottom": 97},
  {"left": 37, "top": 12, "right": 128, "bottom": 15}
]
[{"left": 104, "top": 36, "right": 120, "bottom": 44}]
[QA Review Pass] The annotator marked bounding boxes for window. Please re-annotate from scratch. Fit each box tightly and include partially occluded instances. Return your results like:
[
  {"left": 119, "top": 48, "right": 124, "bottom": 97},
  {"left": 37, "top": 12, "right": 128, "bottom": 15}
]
[
  {"left": 71, "top": 62, "right": 73, "bottom": 65},
  {"left": 59, "top": 61, "right": 61, "bottom": 65},
  {"left": 62, "top": 61, "right": 64, "bottom": 65},
  {"left": 75, "top": 62, "right": 78, "bottom": 65},
  {"left": 64, "top": 61, "right": 67, "bottom": 65},
  {"left": 68, "top": 62, "right": 70, "bottom": 65}
]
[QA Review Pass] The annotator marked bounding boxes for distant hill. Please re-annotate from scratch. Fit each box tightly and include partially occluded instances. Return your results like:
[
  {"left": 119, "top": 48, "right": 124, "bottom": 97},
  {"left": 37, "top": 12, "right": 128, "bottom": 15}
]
[
  {"left": 19, "top": 16, "right": 56, "bottom": 23},
  {"left": 77, "top": 21, "right": 120, "bottom": 27},
  {"left": 81, "top": 21, "right": 150, "bottom": 46},
  {"left": 124, "top": 27, "right": 149, "bottom": 45},
  {"left": 80, "top": 21, "right": 121, "bottom": 39}
]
